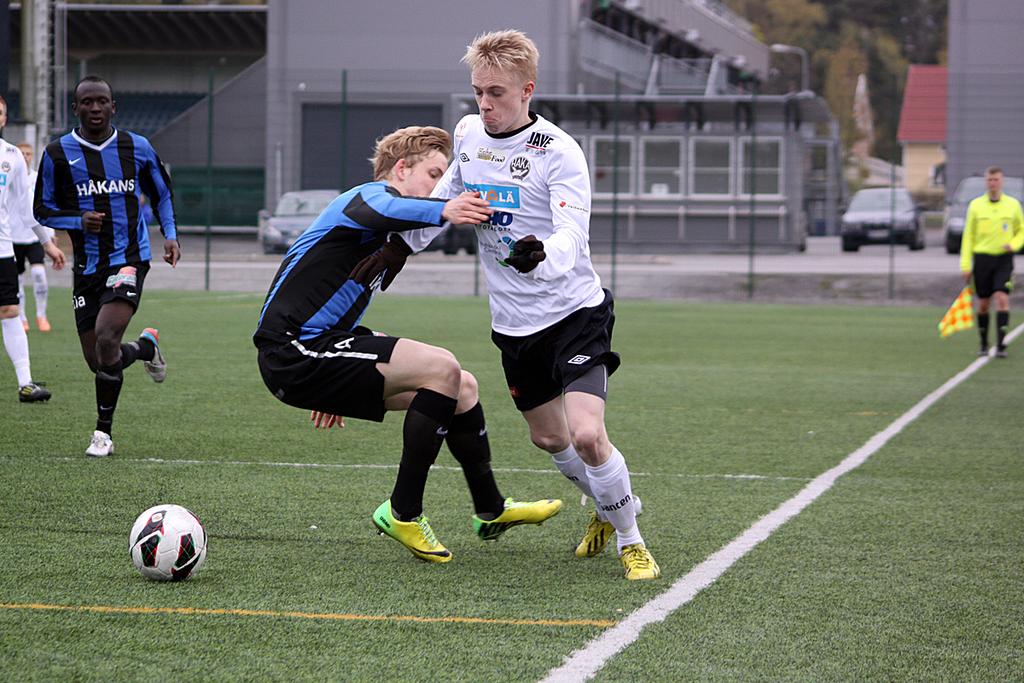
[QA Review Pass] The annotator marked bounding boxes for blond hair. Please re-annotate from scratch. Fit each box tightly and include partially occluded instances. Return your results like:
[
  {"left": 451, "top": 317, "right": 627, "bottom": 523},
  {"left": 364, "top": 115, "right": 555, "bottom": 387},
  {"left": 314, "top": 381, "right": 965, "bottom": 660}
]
[
  {"left": 462, "top": 29, "right": 539, "bottom": 85},
  {"left": 370, "top": 126, "right": 451, "bottom": 181}
]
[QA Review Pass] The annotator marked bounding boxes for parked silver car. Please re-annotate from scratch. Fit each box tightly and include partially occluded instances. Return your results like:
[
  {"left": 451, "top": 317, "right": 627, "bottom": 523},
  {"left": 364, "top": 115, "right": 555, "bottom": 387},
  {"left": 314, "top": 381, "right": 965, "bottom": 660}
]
[
  {"left": 840, "top": 187, "right": 924, "bottom": 252},
  {"left": 943, "top": 175, "right": 1024, "bottom": 254},
  {"left": 258, "top": 190, "right": 339, "bottom": 254}
]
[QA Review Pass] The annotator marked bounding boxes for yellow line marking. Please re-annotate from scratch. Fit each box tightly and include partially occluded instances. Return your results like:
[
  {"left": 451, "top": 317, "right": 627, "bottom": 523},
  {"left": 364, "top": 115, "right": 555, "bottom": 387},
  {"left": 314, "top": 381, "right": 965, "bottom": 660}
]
[{"left": 0, "top": 602, "right": 614, "bottom": 629}]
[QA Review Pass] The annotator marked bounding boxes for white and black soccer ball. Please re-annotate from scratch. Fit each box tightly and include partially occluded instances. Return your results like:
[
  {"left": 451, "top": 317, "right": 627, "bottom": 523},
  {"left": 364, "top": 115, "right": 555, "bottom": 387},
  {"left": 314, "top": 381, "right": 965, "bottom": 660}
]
[{"left": 129, "top": 504, "right": 207, "bottom": 581}]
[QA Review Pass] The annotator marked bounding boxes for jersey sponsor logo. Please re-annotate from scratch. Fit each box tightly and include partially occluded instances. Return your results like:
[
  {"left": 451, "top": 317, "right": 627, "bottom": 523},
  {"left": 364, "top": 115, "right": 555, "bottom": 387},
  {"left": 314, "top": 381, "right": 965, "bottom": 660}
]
[
  {"left": 526, "top": 132, "right": 553, "bottom": 154},
  {"left": 459, "top": 153, "right": 470, "bottom": 163},
  {"left": 72, "top": 295, "right": 87, "bottom": 310},
  {"left": 510, "top": 156, "right": 530, "bottom": 181},
  {"left": 477, "top": 210, "right": 514, "bottom": 231},
  {"left": 465, "top": 183, "right": 520, "bottom": 209},
  {"left": 0, "top": 173, "right": 6, "bottom": 187},
  {"left": 0, "top": 161, "right": 10, "bottom": 172},
  {"left": 454, "top": 119, "right": 468, "bottom": 139},
  {"left": 558, "top": 199, "right": 588, "bottom": 213},
  {"left": 76, "top": 177, "right": 136, "bottom": 198},
  {"left": 567, "top": 354, "right": 591, "bottom": 365},
  {"left": 476, "top": 147, "right": 506, "bottom": 163}
]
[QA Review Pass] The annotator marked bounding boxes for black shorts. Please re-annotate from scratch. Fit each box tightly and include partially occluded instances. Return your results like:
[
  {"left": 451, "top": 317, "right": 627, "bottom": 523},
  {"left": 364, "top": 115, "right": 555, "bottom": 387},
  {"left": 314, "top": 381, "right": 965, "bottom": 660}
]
[
  {"left": 13, "top": 242, "right": 45, "bottom": 274},
  {"left": 72, "top": 262, "right": 150, "bottom": 334},
  {"left": 491, "top": 289, "right": 621, "bottom": 412},
  {"left": 256, "top": 328, "right": 400, "bottom": 422},
  {"left": 973, "top": 253, "right": 1014, "bottom": 299},
  {"left": 0, "top": 258, "right": 18, "bottom": 307}
]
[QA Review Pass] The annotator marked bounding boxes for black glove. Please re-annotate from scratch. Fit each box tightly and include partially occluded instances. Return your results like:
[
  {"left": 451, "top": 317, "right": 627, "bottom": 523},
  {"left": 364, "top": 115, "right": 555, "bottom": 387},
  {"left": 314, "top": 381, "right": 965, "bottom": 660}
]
[
  {"left": 350, "top": 234, "right": 412, "bottom": 291},
  {"left": 506, "top": 234, "right": 546, "bottom": 273}
]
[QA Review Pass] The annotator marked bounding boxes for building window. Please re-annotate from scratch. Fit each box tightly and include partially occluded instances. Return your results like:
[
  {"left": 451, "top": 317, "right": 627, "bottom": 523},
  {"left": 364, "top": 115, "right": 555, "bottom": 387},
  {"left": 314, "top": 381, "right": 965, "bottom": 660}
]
[
  {"left": 641, "top": 138, "right": 682, "bottom": 196},
  {"left": 593, "top": 138, "right": 634, "bottom": 195},
  {"left": 739, "top": 139, "right": 781, "bottom": 195},
  {"left": 691, "top": 138, "right": 732, "bottom": 195}
]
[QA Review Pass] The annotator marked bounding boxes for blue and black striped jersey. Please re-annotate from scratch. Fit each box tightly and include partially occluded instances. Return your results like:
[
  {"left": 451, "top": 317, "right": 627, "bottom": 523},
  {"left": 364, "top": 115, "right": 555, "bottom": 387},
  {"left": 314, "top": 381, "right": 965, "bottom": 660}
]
[
  {"left": 254, "top": 181, "right": 446, "bottom": 344},
  {"left": 34, "top": 127, "right": 177, "bottom": 275}
]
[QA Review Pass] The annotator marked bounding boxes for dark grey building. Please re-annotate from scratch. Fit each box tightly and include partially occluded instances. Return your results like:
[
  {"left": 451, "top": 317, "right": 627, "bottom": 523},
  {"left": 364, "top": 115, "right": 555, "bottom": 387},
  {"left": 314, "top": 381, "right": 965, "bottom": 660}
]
[{"left": 946, "top": 0, "right": 1024, "bottom": 195}]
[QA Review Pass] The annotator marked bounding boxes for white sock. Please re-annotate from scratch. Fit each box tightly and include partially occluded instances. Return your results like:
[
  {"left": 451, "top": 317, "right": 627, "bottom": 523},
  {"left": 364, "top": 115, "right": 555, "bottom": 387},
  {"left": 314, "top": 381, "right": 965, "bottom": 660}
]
[
  {"left": 2, "top": 317, "right": 33, "bottom": 386},
  {"left": 585, "top": 447, "right": 643, "bottom": 551},
  {"left": 31, "top": 266, "right": 48, "bottom": 319},
  {"left": 17, "top": 276, "right": 28, "bottom": 323},
  {"left": 551, "top": 444, "right": 605, "bottom": 515}
]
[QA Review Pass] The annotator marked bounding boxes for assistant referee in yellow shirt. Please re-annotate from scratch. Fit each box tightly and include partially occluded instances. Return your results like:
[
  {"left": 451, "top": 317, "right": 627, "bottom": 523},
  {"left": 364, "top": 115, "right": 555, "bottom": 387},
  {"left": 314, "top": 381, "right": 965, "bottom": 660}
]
[{"left": 961, "top": 166, "right": 1024, "bottom": 357}]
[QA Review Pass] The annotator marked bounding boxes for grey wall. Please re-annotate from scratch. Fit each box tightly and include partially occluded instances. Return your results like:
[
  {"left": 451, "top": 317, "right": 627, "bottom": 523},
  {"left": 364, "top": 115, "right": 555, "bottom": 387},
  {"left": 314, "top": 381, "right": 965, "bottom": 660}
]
[
  {"left": 947, "top": 0, "right": 1024, "bottom": 196},
  {"left": 152, "top": 58, "right": 267, "bottom": 168},
  {"left": 265, "top": 0, "right": 577, "bottom": 205}
]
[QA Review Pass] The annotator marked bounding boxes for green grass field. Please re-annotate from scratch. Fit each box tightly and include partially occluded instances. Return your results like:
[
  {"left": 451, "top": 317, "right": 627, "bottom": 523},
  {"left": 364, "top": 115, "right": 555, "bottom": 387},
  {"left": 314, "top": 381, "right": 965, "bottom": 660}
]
[{"left": 1, "top": 291, "right": 1020, "bottom": 681}]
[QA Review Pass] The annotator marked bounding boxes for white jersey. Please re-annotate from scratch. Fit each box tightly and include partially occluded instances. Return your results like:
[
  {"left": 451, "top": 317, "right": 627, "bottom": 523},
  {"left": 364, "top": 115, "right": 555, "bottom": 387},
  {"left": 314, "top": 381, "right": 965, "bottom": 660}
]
[
  {"left": 12, "top": 170, "right": 51, "bottom": 245},
  {"left": 404, "top": 113, "right": 604, "bottom": 336},
  {"left": 0, "top": 139, "right": 50, "bottom": 258}
]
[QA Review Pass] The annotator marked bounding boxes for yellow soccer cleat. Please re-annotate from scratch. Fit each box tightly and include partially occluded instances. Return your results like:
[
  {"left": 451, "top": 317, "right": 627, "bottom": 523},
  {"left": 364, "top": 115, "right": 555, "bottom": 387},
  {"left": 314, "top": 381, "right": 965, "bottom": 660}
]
[
  {"left": 372, "top": 500, "right": 452, "bottom": 563},
  {"left": 575, "top": 512, "right": 615, "bottom": 558},
  {"left": 473, "top": 497, "right": 563, "bottom": 541},
  {"left": 620, "top": 543, "right": 661, "bottom": 580}
]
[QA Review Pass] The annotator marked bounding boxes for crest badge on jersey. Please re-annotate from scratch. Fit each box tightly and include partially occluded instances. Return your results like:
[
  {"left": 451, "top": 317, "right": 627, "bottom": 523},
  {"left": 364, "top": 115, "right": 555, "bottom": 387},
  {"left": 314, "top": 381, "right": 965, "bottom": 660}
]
[
  {"left": 510, "top": 156, "right": 530, "bottom": 181},
  {"left": 0, "top": 161, "right": 10, "bottom": 172}
]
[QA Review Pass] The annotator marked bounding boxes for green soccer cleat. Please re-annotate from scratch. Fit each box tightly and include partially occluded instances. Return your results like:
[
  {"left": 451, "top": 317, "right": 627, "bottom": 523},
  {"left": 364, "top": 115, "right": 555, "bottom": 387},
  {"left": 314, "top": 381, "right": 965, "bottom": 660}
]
[
  {"left": 472, "top": 497, "right": 563, "bottom": 541},
  {"left": 372, "top": 500, "right": 451, "bottom": 563},
  {"left": 619, "top": 543, "right": 661, "bottom": 580}
]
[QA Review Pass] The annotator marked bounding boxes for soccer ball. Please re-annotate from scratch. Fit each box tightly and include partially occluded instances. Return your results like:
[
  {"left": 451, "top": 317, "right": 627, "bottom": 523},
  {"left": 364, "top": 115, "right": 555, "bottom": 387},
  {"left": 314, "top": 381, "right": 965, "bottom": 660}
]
[{"left": 129, "top": 504, "right": 208, "bottom": 581}]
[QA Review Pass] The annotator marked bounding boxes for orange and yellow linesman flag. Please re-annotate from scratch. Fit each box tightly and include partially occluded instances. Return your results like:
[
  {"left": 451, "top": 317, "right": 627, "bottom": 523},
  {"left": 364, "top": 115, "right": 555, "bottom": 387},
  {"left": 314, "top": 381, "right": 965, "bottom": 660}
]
[{"left": 938, "top": 286, "right": 975, "bottom": 338}]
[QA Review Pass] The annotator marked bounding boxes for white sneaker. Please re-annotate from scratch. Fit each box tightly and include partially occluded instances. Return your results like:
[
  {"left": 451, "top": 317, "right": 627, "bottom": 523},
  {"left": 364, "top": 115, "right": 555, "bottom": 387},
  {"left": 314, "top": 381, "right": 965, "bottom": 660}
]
[
  {"left": 85, "top": 430, "right": 114, "bottom": 458},
  {"left": 139, "top": 328, "right": 166, "bottom": 383}
]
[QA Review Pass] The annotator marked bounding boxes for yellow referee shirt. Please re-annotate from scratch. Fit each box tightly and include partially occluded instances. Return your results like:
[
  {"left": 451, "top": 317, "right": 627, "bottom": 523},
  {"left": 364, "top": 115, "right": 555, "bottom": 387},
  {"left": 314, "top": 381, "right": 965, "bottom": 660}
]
[{"left": 960, "top": 192, "right": 1024, "bottom": 272}]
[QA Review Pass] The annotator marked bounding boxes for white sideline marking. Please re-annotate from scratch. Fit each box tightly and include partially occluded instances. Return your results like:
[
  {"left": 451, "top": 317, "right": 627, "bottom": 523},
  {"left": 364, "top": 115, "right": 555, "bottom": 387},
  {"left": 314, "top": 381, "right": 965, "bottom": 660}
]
[
  {"left": 540, "top": 325, "right": 1024, "bottom": 683},
  {"left": 22, "top": 456, "right": 806, "bottom": 484}
]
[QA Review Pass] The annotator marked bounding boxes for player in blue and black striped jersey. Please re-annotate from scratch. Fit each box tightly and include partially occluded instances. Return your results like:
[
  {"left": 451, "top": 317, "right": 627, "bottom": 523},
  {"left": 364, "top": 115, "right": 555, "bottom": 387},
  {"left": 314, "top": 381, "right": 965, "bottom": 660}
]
[
  {"left": 34, "top": 76, "right": 180, "bottom": 457},
  {"left": 255, "top": 125, "right": 562, "bottom": 564}
]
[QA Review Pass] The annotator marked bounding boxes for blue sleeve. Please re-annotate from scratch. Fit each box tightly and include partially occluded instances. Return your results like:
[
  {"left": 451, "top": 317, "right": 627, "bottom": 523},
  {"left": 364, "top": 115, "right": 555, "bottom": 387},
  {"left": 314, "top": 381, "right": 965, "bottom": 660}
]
[
  {"left": 138, "top": 137, "right": 177, "bottom": 241},
  {"left": 342, "top": 183, "right": 446, "bottom": 232},
  {"left": 34, "top": 151, "right": 84, "bottom": 231}
]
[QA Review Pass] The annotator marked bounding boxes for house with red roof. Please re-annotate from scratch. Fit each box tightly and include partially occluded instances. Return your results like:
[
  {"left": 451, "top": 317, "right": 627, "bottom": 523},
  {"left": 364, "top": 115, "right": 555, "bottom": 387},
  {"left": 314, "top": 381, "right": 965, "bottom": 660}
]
[{"left": 898, "top": 65, "right": 947, "bottom": 200}]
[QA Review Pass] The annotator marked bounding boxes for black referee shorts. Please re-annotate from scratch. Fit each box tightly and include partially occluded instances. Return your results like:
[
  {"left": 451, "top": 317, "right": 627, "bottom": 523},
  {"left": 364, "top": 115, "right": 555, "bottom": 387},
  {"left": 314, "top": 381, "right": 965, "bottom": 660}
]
[
  {"left": 973, "top": 253, "right": 1014, "bottom": 299},
  {"left": 491, "top": 289, "right": 621, "bottom": 412},
  {"left": 256, "top": 328, "right": 400, "bottom": 422}
]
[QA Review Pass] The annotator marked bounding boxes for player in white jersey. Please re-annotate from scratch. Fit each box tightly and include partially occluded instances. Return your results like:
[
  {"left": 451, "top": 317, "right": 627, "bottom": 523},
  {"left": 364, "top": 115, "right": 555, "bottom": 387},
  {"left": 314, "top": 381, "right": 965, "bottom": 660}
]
[
  {"left": 13, "top": 142, "right": 54, "bottom": 332},
  {"left": 0, "top": 95, "right": 66, "bottom": 402},
  {"left": 354, "top": 31, "right": 659, "bottom": 580}
]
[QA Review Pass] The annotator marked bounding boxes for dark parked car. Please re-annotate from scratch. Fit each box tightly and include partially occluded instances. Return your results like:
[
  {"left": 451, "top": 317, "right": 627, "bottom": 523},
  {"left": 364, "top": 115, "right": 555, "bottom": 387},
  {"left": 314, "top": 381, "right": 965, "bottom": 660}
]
[
  {"left": 258, "top": 189, "right": 339, "bottom": 254},
  {"left": 840, "top": 187, "right": 924, "bottom": 252},
  {"left": 943, "top": 175, "right": 1024, "bottom": 254}
]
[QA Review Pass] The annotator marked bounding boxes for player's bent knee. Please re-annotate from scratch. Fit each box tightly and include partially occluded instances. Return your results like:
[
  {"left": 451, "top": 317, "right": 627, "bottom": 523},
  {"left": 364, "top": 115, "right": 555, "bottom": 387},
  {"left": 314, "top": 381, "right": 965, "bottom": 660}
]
[
  {"left": 458, "top": 370, "right": 479, "bottom": 407},
  {"left": 530, "top": 431, "right": 568, "bottom": 453},
  {"left": 0, "top": 305, "right": 19, "bottom": 319},
  {"left": 570, "top": 424, "right": 606, "bottom": 457}
]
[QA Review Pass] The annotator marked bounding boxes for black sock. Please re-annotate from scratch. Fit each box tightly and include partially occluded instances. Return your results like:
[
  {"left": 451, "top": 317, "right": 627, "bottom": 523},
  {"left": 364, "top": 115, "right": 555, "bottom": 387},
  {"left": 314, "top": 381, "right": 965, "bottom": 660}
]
[
  {"left": 446, "top": 403, "right": 505, "bottom": 518},
  {"left": 978, "top": 313, "right": 990, "bottom": 348},
  {"left": 120, "top": 338, "right": 155, "bottom": 370},
  {"left": 997, "top": 311, "right": 1009, "bottom": 348},
  {"left": 390, "top": 389, "right": 457, "bottom": 521},
  {"left": 95, "top": 364, "right": 124, "bottom": 436}
]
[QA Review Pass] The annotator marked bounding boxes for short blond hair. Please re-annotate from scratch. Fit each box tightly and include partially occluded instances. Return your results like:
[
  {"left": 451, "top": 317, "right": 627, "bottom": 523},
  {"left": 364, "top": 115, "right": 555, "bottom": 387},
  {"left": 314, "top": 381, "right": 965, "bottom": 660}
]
[
  {"left": 370, "top": 126, "right": 451, "bottom": 182},
  {"left": 462, "top": 29, "right": 539, "bottom": 85}
]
